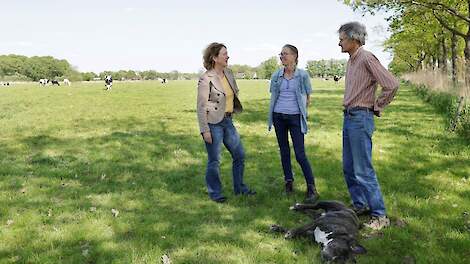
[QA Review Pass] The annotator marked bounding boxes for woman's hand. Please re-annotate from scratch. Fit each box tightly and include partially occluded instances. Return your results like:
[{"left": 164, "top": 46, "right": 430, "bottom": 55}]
[
  {"left": 307, "top": 95, "right": 311, "bottom": 106},
  {"left": 202, "top": 131, "right": 212, "bottom": 144}
]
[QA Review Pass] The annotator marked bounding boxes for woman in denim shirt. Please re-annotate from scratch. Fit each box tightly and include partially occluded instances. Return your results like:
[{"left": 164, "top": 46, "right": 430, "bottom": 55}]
[{"left": 268, "top": 44, "right": 319, "bottom": 203}]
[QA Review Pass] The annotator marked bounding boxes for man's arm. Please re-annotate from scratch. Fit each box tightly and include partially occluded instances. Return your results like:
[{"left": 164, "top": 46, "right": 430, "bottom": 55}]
[{"left": 366, "top": 53, "right": 399, "bottom": 116}]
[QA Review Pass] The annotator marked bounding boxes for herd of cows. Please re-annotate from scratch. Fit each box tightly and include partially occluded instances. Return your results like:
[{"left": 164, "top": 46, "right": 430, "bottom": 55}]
[
  {"left": 1, "top": 76, "right": 340, "bottom": 90},
  {"left": 34, "top": 76, "right": 169, "bottom": 91}
]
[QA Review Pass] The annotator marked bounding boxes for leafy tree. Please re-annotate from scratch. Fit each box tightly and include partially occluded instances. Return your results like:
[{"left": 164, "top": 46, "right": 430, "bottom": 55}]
[
  {"left": 230, "top": 64, "right": 256, "bottom": 79},
  {"left": 168, "top": 70, "right": 179, "bottom": 80},
  {"left": 306, "top": 59, "right": 347, "bottom": 77},
  {"left": 0, "top": 54, "right": 28, "bottom": 76},
  {"left": 343, "top": 0, "right": 470, "bottom": 86},
  {"left": 257, "top": 57, "right": 279, "bottom": 79},
  {"left": 81, "top": 72, "right": 97, "bottom": 81},
  {"left": 140, "top": 70, "right": 158, "bottom": 80},
  {"left": 99, "top": 71, "right": 113, "bottom": 80}
]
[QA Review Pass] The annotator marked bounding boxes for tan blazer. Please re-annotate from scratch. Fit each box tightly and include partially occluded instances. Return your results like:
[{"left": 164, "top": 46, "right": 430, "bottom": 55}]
[{"left": 197, "top": 68, "right": 243, "bottom": 133}]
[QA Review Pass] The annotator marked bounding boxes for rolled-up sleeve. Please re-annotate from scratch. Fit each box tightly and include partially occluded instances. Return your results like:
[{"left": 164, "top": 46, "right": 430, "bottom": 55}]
[{"left": 366, "top": 54, "right": 399, "bottom": 112}]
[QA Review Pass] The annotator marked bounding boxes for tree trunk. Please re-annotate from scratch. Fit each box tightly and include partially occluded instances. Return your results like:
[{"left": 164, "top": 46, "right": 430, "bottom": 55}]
[
  {"left": 441, "top": 36, "right": 448, "bottom": 73},
  {"left": 465, "top": 34, "right": 470, "bottom": 90},
  {"left": 419, "top": 51, "right": 426, "bottom": 70},
  {"left": 466, "top": 1, "right": 470, "bottom": 92},
  {"left": 451, "top": 32, "right": 458, "bottom": 86},
  {"left": 437, "top": 32, "right": 448, "bottom": 73}
]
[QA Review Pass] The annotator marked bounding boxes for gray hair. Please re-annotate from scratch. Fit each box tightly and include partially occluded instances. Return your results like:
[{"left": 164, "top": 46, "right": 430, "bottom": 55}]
[{"left": 338, "top": 22, "right": 367, "bottom": 45}]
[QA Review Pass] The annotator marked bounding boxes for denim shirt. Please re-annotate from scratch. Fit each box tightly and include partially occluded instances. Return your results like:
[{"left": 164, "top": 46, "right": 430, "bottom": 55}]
[{"left": 268, "top": 67, "right": 312, "bottom": 134}]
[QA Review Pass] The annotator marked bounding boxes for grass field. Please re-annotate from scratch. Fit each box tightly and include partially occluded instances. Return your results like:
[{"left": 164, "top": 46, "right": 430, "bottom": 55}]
[{"left": 0, "top": 80, "right": 469, "bottom": 263}]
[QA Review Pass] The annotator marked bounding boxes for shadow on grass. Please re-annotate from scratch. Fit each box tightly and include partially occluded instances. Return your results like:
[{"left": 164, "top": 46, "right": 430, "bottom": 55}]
[
  {"left": 0, "top": 115, "right": 329, "bottom": 262},
  {"left": 0, "top": 84, "right": 468, "bottom": 263}
]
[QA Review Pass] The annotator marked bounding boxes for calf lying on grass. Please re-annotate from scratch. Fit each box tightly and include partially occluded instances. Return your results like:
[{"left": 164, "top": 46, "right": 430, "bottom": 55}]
[{"left": 270, "top": 200, "right": 366, "bottom": 263}]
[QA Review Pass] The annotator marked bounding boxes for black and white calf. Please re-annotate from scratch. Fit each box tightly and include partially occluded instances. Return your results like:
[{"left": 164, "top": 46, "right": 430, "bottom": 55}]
[
  {"left": 270, "top": 200, "right": 366, "bottom": 263},
  {"left": 104, "top": 75, "right": 113, "bottom": 90}
]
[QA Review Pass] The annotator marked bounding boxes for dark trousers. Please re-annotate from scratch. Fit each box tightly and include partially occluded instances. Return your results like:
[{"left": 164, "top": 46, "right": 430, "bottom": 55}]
[{"left": 273, "top": 112, "right": 314, "bottom": 185}]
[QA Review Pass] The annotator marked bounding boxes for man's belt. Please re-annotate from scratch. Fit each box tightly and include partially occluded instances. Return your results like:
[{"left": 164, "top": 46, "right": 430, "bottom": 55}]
[{"left": 343, "top": 106, "right": 373, "bottom": 113}]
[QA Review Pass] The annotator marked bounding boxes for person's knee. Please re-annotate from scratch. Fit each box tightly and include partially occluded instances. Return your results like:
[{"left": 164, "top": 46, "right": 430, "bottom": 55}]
[
  {"left": 294, "top": 151, "right": 307, "bottom": 163},
  {"left": 234, "top": 148, "right": 245, "bottom": 162},
  {"left": 228, "top": 141, "right": 244, "bottom": 160},
  {"left": 208, "top": 159, "right": 220, "bottom": 168},
  {"left": 357, "top": 176, "right": 379, "bottom": 187}
]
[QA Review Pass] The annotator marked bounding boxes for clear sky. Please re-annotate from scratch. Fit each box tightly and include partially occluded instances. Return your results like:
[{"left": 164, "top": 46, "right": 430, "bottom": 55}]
[{"left": 0, "top": 0, "right": 391, "bottom": 73}]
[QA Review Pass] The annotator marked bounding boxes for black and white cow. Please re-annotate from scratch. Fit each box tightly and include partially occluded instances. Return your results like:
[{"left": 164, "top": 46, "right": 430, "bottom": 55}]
[
  {"left": 157, "top": 78, "right": 168, "bottom": 84},
  {"left": 39, "top": 79, "right": 48, "bottom": 86},
  {"left": 49, "top": 80, "right": 60, "bottom": 86},
  {"left": 104, "top": 75, "right": 113, "bottom": 90}
]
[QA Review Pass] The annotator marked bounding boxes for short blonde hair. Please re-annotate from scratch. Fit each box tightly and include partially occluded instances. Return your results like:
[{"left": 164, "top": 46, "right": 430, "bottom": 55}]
[{"left": 203, "top": 42, "right": 226, "bottom": 70}]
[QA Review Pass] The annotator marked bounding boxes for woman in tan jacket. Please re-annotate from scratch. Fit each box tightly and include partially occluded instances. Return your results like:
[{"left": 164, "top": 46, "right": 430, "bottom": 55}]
[{"left": 197, "top": 42, "right": 255, "bottom": 203}]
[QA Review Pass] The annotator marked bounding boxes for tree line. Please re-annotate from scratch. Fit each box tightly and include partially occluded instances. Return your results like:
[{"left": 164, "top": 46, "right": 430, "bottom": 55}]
[
  {"left": 306, "top": 59, "right": 347, "bottom": 78},
  {"left": 0, "top": 55, "right": 198, "bottom": 82},
  {"left": 0, "top": 54, "right": 347, "bottom": 82},
  {"left": 0, "top": 55, "right": 74, "bottom": 81},
  {"left": 343, "top": 0, "right": 470, "bottom": 87},
  {"left": 223, "top": 58, "right": 346, "bottom": 79}
]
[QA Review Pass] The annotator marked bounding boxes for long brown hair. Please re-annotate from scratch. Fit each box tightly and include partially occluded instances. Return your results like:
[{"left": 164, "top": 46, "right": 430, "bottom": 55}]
[{"left": 203, "top": 42, "right": 226, "bottom": 70}]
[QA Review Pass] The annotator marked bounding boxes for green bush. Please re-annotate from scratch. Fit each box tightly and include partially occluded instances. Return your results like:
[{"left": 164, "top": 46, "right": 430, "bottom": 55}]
[
  {"left": 413, "top": 83, "right": 469, "bottom": 139},
  {"left": 0, "top": 73, "right": 32, "bottom": 82}
]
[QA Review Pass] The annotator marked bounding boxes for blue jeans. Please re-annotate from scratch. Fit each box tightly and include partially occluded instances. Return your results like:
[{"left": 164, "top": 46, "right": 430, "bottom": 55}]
[
  {"left": 343, "top": 109, "right": 386, "bottom": 217},
  {"left": 205, "top": 117, "right": 249, "bottom": 200},
  {"left": 273, "top": 112, "right": 314, "bottom": 185}
]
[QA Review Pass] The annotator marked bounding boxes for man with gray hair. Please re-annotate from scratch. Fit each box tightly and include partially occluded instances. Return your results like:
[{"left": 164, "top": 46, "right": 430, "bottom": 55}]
[{"left": 338, "top": 21, "right": 399, "bottom": 230}]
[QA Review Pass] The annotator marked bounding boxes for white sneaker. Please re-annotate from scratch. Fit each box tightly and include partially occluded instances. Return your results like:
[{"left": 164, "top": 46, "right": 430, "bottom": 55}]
[{"left": 363, "top": 216, "right": 390, "bottom": 230}]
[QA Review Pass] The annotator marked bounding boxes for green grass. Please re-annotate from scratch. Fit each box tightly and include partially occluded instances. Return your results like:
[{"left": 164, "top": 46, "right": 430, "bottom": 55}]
[
  {"left": 412, "top": 83, "right": 470, "bottom": 139},
  {"left": 0, "top": 80, "right": 468, "bottom": 263}
]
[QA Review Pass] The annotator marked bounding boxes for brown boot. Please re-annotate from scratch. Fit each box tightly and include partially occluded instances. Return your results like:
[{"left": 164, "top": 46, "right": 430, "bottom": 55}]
[
  {"left": 285, "top": 181, "right": 293, "bottom": 194},
  {"left": 304, "top": 184, "right": 319, "bottom": 204}
]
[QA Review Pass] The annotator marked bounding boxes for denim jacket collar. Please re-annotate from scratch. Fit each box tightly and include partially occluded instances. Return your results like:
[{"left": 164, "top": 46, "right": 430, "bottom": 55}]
[{"left": 277, "top": 67, "right": 301, "bottom": 80}]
